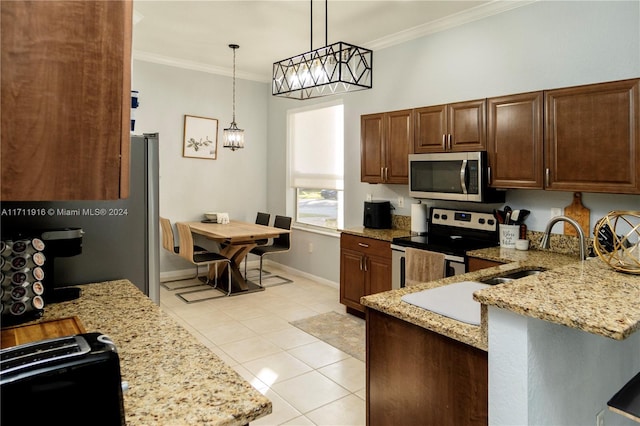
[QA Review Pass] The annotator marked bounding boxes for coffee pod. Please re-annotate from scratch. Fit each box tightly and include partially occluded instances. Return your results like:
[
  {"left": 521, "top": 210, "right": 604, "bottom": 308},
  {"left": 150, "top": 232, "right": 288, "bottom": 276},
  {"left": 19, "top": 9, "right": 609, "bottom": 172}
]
[
  {"left": 10, "top": 238, "right": 45, "bottom": 256},
  {"left": 9, "top": 301, "right": 27, "bottom": 316},
  {"left": 31, "top": 295, "right": 45, "bottom": 310},
  {"left": 9, "top": 267, "right": 44, "bottom": 286},
  {"left": 10, "top": 252, "right": 46, "bottom": 270}
]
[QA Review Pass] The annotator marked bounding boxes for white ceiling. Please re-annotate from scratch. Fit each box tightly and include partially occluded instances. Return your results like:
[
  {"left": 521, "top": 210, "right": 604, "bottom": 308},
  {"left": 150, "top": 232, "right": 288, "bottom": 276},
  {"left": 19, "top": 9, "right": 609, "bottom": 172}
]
[{"left": 132, "top": 0, "right": 535, "bottom": 82}]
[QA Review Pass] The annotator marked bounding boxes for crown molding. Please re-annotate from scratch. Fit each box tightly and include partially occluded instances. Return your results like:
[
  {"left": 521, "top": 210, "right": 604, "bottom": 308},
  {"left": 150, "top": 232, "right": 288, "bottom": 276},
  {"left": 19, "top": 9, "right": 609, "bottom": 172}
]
[
  {"left": 365, "top": 0, "right": 537, "bottom": 51},
  {"left": 132, "top": 50, "right": 268, "bottom": 82}
]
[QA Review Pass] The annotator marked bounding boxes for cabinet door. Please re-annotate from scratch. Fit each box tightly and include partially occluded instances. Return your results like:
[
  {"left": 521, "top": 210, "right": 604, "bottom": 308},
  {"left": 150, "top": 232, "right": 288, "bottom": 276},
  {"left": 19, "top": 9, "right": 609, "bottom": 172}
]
[
  {"left": 1, "top": 0, "right": 132, "bottom": 201},
  {"left": 340, "top": 249, "right": 366, "bottom": 312},
  {"left": 467, "top": 257, "right": 504, "bottom": 272},
  {"left": 414, "top": 105, "right": 447, "bottom": 153},
  {"left": 366, "top": 254, "right": 392, "bottom": 295},
  {"left": 361, "top": 113, "right": 385, "bottom": 183},
  {"left": 545, "top": 78, "right": 640, "bottom": 193},
  {"left": 487, "top": 92, "right": 543, "bottom": 189},
  {"left": 385, "top": 109, "right": 413, "bottom": 184},
  {"left": 448, "top": 99, "right": 487, "bottom": 151}
]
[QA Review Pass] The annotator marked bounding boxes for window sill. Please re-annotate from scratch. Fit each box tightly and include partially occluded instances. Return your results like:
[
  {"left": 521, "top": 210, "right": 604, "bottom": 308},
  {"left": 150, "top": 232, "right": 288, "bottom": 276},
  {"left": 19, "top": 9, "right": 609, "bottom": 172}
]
[{"left": 292, "top": 222, "right": 341, "bottom": 238}]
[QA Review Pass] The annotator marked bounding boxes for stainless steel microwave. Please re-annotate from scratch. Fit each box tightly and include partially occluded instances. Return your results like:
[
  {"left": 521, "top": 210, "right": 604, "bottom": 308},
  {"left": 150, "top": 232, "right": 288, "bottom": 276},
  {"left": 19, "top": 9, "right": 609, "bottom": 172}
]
[{"left": 409, "top": 152, "right": 505, "bottom": 203}]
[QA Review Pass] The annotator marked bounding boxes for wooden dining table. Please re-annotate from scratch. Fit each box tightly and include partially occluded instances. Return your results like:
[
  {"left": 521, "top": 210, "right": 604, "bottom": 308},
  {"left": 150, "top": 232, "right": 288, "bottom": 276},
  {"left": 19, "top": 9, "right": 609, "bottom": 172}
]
[{"left": 182, "top": 220, "right": 291, "bottom": 295}]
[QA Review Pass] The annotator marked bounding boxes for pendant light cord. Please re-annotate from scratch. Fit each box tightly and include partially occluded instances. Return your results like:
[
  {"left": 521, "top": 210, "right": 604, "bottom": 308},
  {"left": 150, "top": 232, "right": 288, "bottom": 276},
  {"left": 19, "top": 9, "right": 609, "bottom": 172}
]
[
  {"left": 310, "top": 0, "right": 329, "bottom": 50},
  {"left": 231, "top": 44, "right": 237, "bottom": 123}
]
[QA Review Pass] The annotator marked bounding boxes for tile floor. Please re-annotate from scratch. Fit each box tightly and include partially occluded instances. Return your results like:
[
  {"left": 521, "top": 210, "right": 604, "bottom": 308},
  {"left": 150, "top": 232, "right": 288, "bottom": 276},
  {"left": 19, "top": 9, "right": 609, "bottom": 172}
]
[{"left": 159, "top": 264, "right": 366, "bottom": 426}]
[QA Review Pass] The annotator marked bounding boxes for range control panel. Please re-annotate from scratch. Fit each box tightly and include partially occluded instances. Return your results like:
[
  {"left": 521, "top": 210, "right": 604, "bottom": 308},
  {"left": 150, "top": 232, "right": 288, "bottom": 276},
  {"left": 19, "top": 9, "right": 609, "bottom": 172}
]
[{"left": 430, "top": 208, "right": 497, "bottom": 232}]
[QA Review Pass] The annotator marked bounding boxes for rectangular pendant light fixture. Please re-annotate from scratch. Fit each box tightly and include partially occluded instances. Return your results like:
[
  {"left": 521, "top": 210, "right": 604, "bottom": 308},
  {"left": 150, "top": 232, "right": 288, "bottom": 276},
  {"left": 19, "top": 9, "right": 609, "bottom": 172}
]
[{"left": 272, "top": 0, "right": 372, "bottom": 100}]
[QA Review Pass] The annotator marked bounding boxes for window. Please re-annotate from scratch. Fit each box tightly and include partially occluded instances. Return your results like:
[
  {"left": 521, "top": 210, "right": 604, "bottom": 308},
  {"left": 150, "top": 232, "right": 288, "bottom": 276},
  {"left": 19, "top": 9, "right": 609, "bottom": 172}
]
[{"left": 289, "top": 103, "right": 344, "bottom": 230}]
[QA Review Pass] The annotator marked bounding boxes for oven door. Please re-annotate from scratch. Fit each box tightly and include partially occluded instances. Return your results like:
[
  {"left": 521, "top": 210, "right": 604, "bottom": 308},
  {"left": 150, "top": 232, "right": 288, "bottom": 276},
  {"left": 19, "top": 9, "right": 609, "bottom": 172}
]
[
  {"left": 391, "top": 245, "right": 406, "bottom": 290},
  {"left": 392, "top": 244, "right": 466, "bottom": 289}
]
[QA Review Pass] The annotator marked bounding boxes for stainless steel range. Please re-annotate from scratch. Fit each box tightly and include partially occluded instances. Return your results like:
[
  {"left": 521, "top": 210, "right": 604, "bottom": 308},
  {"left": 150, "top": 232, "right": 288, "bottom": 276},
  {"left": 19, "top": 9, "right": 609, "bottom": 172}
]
[{"left": 391, "top": 207, "right": 499, "bottom": 288}]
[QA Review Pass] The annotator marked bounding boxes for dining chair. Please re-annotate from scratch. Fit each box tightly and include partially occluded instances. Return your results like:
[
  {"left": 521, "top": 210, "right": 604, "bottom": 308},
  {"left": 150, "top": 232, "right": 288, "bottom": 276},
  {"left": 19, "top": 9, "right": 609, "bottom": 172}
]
[
  {"left": 175, "top": 222, "right": 232, "bottom": 295},
  {"left": 160, "top": 217, "right": 208, "bottom": 280},
  {"left": 244, "top": 212, "right": 271, "bottom": 277},
  {"left": 248, "top": 215, "right": 292, "bottom": 287}
]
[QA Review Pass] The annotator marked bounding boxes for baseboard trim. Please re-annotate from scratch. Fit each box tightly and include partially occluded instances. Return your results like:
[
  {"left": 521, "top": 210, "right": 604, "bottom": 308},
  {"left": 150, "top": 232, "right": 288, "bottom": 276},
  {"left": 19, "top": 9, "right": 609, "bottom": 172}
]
[{"left": 160, "top": 261, "right": 338, "bottom": 289}]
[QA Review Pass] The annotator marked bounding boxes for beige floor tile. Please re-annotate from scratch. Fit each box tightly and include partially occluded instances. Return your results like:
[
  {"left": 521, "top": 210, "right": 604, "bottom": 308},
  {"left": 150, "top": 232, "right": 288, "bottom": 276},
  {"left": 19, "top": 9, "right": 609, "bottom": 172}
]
[
  {"left": 252, "top": 388, "right": 303, "bottom": 426},
  {"left": 160, "top": 265, "right": 365, "bottom": 425},
  {"left": 243, "top": 351, "right": 313, "bottom": 386},
  {"left": 200, "top": 321, "right": 258, "bottom": 345},
  {"left": 241, "top": 314, "right": 294, "bottom": 334},
  {"left": 287, "top": 341, "right": 350, "bottom": 369},
  {"left": 262, "top": 327, "right": 319, "bottom": 350},
  {"left": 271, "top": 371, "right": 350, "bottom": 413},
  {"left": 305, "top": 394, "right": 366, "bottom": 426},
  {"left": 280, "top": 416, "right": 316, "bottom": 425},
  {"left": 219, "top": 335, "right": 282, "bottom": 364},
  {"left": 318, "top": 358, "right": 366, "bottom": 393}
]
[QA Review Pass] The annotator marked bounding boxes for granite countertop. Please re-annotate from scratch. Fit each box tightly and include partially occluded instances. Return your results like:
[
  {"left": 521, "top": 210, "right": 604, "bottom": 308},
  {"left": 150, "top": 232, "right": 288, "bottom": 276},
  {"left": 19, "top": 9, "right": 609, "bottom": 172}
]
[
  {"left": 361, "top": 246, "right": 640, "bottom": 350},
  {"left": 340, "top": 226, "right": 411, "bottom": 242},
  {"left": 29, "top": 280, "right": 271, "bottom": 426}
]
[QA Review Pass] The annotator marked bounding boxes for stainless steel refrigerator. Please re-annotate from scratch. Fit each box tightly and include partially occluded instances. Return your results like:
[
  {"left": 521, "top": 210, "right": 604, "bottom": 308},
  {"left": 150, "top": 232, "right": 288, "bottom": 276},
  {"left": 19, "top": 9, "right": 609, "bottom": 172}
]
[{"left": 0, "top": 133, "right": 161, "bottom": 303}]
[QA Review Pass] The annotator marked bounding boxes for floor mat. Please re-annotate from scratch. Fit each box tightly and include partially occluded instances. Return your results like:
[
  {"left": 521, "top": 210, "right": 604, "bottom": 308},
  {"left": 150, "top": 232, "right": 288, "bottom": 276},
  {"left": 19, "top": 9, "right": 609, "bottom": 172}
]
[{"left": 291, "top": 311, "right": 365, "bottom": 362}]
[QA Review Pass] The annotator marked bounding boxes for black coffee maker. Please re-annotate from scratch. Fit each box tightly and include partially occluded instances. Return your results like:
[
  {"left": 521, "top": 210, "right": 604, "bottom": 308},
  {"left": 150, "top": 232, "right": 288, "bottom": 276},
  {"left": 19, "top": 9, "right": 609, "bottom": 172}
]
[{"left": 40, "top": 228, "right": 84, "bottom": 303}]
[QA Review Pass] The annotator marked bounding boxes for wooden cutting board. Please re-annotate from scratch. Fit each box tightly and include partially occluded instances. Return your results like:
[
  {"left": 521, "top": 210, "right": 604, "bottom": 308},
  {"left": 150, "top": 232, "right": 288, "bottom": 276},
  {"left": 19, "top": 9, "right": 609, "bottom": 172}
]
[
  {"left": 1, "top": 316, "right": 86, "bottom": 349},
  {"left": 564, "top": 192, "right": 590, "bottom": 236}
]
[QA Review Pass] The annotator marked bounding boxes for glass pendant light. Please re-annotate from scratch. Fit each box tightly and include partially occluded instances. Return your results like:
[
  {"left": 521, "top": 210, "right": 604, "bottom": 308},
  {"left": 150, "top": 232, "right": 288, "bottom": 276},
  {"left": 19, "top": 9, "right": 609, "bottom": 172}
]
[
  {"left": 223, "top": 44, "right": 244, "bottom": 151},
  {"left": 272, "top": 0, "right": 372, "bottom": 100}
]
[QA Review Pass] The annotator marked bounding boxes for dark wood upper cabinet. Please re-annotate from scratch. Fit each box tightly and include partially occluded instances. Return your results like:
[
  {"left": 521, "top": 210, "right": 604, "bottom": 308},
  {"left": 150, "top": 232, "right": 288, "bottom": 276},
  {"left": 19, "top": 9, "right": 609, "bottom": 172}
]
[
  {"left": 487, "top": 92, "right": 544, "bottom": 189},
  {"left": 361, "top": 109, "right": 412, "bottom": 184},
  {"left": 360, "top": 113, "right": 385, "bottom": 183},
  {"left": 544, "top": 78, "right": 640, "bottom": 194},
  {"left": 1, "top": 0, "right": 132, "bottom": 201},
  {"left": 414, "top": 99, "right": 486, "bottom": 153}
]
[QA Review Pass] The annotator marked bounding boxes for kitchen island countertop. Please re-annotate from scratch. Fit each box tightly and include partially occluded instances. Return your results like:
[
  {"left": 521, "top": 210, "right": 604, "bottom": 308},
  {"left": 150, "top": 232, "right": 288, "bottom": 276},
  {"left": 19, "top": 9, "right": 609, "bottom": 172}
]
[
  {"left": 26, "top": 279, "right": 271, "bottom": 426},
  {"left": 361, "top": 247, "right": 640, "bottom": 350}
]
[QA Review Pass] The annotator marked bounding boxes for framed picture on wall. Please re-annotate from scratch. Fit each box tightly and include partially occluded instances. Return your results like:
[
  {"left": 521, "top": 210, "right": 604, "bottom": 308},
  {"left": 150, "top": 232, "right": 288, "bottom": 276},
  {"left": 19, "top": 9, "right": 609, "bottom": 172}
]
[{"left": 183, "top": 115, "right": 218, "bottom": 159}]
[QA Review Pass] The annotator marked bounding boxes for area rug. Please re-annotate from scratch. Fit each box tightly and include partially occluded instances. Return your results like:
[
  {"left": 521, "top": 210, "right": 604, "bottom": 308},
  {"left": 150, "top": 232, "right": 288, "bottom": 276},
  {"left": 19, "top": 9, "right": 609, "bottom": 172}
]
[{"left": 291, "top": 311, "right": 365, "bottom": 362}]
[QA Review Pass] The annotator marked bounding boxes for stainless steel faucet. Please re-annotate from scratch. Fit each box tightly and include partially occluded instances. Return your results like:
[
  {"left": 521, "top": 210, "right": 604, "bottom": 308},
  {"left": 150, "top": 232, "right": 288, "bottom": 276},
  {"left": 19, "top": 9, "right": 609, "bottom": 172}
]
[{"left": 540, "top": 215, "right": 587, "bottom": 260}]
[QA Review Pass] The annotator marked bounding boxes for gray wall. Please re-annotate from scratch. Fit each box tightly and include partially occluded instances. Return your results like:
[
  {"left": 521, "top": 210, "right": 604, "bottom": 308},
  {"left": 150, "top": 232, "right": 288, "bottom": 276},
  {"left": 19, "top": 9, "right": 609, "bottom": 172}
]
[
  {"left": 267, "top": 0, "right": 640, "bottom": 284},
  {"left": 132, "top": 60, "right": 270, "bottom": 275}
]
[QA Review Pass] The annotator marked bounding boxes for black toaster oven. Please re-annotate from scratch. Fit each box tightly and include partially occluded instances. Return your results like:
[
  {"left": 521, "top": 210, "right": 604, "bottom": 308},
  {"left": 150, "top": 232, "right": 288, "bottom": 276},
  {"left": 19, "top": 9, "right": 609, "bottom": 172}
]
[{"left": 1, "top": 332, "right": 126, "bottom": 426}]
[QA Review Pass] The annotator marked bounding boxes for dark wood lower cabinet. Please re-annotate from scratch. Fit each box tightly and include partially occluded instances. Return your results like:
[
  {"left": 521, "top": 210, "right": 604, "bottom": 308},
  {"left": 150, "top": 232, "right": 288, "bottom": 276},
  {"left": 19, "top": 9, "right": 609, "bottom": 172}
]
[{"left": 366, "top": 308, "right": 487, "bottom": 426}]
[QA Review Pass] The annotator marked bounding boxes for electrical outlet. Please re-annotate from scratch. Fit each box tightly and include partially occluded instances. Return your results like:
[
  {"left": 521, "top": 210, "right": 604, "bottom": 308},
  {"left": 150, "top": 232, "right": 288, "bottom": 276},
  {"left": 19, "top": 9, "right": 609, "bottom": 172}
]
[
  {"left": 366, "top": 193, "right": 372, "bottom": 202},
  {"left": 551, "top": 207, "right": 562, "bottom": 218},
  {"left": 398, "top": 196, "right": 404, "bottom": 208},
  {"left": 596, "top": 409, "right": 605, "bottom": 426}
]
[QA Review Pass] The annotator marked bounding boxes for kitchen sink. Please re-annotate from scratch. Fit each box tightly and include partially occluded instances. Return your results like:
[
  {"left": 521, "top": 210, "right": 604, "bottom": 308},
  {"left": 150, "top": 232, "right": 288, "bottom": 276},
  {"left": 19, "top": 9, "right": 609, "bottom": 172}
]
[{"left": 479, "top": 267, "right": 546, "bottom": 285}]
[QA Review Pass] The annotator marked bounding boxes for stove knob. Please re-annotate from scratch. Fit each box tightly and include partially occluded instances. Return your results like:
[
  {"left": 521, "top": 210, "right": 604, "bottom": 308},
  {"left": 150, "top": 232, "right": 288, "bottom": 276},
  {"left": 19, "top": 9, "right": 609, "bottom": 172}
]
[
  {"left": 478, "top": 218, "right": 486, "bottom": 224},
  {"left": 442, "top": 214, "right": 448, "bottom": 220},
  {"left": 434, "top": 214, "right": 440, "bottom": 219},
  {"left": 488, "top": 219, "right": 495, "bottom": 225}
]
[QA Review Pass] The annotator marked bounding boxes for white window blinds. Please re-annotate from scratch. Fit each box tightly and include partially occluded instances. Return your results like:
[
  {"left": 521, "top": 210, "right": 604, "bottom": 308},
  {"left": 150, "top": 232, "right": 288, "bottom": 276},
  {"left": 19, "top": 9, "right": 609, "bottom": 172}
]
[{"left": 290, "top": 104, "right": 344, "bottom": 190}]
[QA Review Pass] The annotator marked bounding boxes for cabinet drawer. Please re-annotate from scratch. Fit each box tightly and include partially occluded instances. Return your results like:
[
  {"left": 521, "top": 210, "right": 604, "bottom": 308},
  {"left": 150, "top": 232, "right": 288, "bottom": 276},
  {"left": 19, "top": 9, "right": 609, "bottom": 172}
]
[{"left": 341, "top": 233, "right": 390, "bottom": 258}]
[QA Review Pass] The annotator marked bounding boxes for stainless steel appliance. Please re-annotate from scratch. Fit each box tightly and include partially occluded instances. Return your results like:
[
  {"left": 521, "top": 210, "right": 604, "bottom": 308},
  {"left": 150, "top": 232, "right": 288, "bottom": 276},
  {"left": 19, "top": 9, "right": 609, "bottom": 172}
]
[
  {"left": 1, "top": 333, "right": 126, "bottom": 426},
  {"left": 391, "top": 208, "right": 498, "bottom": 289},
  {"left": 409, "top": 151, "right": 505, "bottom": 203},
  {"left": 0, "top": 134, "right": 160, "bottom": 303}
]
